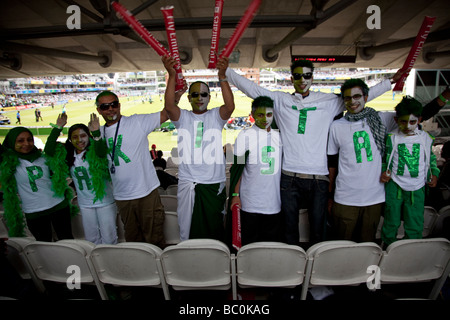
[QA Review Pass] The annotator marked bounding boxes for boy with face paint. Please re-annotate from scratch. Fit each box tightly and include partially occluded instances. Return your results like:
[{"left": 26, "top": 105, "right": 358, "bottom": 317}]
[
  {"left": 225, "top": 60, "right": 404, "bottom": 245},
  {"left": 229, "top": 96, "right": 282, "bottom": 245},
  {"left": 162, "top": 55, "right": 235, "bottom": 241},
  {"left": 380, "top": 97, "right": 439, "bottom": 246}
]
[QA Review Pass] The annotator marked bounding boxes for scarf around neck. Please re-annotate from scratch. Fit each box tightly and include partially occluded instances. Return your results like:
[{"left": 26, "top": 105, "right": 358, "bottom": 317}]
[{"left": 344, "top": 107, "right": 387, "bottom": 157}]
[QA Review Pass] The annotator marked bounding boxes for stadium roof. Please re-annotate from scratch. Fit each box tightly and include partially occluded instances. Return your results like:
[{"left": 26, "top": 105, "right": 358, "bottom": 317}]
[{"left": 0, "top": 0, "right": 449, "bottom": 78}]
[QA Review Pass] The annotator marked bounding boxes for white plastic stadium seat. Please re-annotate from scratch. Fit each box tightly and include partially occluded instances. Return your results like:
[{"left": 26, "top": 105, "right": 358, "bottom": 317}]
[
  {"left": 301, "top": 241, "right": 383, "bottom": 300},
  {"left": 89, "top": 242, "right": 170, "bottom": 300},
  {"left": 236, "top": 242, "right": 307, "bottom": 288},
  {"left": 160, "top": 239, "right": 236, "bottom": 299},
  {"left": 379, "top": 238, "right": 450, "bottom": 299}
]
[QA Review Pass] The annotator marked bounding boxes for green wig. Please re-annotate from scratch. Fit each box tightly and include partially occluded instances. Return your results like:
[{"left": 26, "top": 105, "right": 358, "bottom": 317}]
[{"left": 251, "top": 96, "right": 274, "bottom": 113}]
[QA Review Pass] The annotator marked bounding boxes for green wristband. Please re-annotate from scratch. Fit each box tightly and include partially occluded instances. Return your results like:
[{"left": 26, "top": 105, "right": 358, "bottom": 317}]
[{"left": 232, "top": 193, "right": 239, "bottom": 197}]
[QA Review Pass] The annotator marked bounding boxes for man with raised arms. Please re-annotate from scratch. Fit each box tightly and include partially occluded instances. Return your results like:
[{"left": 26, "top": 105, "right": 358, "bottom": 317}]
[
  {"left": 225, "top": 60, "right": 403, "bottom": 245},
  {"left": 163, "top": 55, "right": 235, "bottom": 241}
]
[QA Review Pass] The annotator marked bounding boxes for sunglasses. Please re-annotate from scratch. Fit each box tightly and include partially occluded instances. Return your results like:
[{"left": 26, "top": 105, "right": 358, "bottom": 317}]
[
  {"left": 343, "top": 94, "right": 363, "bottom": 102},
  {"left": 292, "top": 72, "right": 313, "bottom": 80},
  {"left": 98, "top": 100, "right": 119, "bottom": 110},
  {"left": 190, "top": 92, "right": 209, "bottom": 98}
]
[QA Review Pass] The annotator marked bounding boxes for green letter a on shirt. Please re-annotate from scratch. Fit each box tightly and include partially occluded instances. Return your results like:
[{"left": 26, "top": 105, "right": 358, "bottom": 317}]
[{"left": 353, "top": 131, "right": 373, "bottom": 163}]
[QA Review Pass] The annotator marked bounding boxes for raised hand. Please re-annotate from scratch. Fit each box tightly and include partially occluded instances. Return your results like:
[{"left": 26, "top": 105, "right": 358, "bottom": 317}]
[
  {"left": 88, "top": 113, "right": 100, "bottom": 132},
  {"left": 56, "top": 113, "right": 67, "bottom": 128}
]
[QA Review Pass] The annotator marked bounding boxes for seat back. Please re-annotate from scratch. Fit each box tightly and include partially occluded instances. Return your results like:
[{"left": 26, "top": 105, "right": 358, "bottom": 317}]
[
  {"left": 164, "top": 211, "right": 180, "bottom": 245},
  {"left": 301, "top": 241, "right": 382, "bottom": 300},
  {"left": 236, "top": 242, "right": 307, "bottom": 288},
  {"left": 5, "top": 237, "right": 37, "bottom": 280},
  {"left": 23, "top": 240, "right": 96, "bottom": 284},
  {"left": 161, "top": 239, "right": 234, "bottom": 292},
  {"left": 379, "top": 238, "right": 450, "bottom": 283},
  {"left": 165, "top": 185, "right": 178, "bottom": 195},
  {"left": 379, "top": 238, "right": 450, "bottom": 299},
  {"left": 160, "top": 195, "right": 178, "bottom": 212},
  {"left": 432, "top": 205, "right": 450, "bottom": 237},
  {"left": 89, "top": 242, "right": 169, "bottom": 300}
]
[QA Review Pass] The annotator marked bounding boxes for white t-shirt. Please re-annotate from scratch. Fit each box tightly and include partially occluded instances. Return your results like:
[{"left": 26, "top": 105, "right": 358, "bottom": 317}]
[
  {"left": 234, "top": 125, "right": 282, "bottom": 214},
  {"left": 15, "top": 157, "right": 65, "bottom": 213},
  {"left": 327, "top": 111, "right": 397, "bottom": 206},
  {"left": 173, "top": 108, "right": 227, "bottom": 183},
  {"left": 101, "top": 114, "right": 161, "bottom": 200},
  {"left": 386, "top": 129, "right": 434, "bottom": 191},
  {"left": 70, "top": 150, "right": 115, "bottom": 208},
  {"left": 226, "top": 68, "right": 392, "bottom": 175}
]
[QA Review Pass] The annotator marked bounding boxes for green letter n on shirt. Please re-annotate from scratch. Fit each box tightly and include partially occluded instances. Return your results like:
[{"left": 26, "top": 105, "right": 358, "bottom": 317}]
[
  {"left": 353, "top": 131, "right": 373, "bottom": 163},
  {"left": 397, "top": 143, "right": 420, "bottom": 177}
]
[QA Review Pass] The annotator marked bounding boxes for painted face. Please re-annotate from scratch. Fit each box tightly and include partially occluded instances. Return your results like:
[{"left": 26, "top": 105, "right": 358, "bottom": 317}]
[
  {"left": 397, "top": 114, "right": 419, "bottom": 135},
  {"left": 15, "top": 131, "right": 34, "bottom": 154},
  {"left": 253, "top": 107, "right": 274, "bottom": 130},
  {"left": 292, "top": 67, "right": 313, "bottom": 94},
  {"left": 71, "top": 128, "right": 90, "bottom": 153},
  {"left": 97, "top": 95, "right": 121, "bottom": 124},
  {"left": 343, "top": 87, "right": 367, "bottom": 114},
  {"left": 189, "top": 83, "right": 210, "bottom": 113}
]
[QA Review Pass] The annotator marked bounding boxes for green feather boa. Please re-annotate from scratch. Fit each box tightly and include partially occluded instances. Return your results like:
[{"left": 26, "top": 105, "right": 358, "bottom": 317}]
[
  {"left": 84, "top": 137, "right": 111, "bottom": 204},
  {"left": 0, "top": 143, "right": 79, "bottom": 237}
]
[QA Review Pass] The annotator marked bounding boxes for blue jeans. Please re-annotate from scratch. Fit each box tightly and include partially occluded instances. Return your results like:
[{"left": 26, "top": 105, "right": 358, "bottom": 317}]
[{"left": 281, "top": 173, "right": 329, "bottom": 245}]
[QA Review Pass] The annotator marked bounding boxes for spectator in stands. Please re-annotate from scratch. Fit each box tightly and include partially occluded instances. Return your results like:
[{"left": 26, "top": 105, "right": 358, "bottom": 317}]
[
  {"left": 225, "top": 59, "right": 403, "bottom": 245},
  {"left": 150, "top": 144, "right": 157, "bottom": 160},
  {"left": 163, "top": 55, "right": 234, "bottom": 241},
  {"left": 0, "top": 122, "right": 75, "bottom": 241},
  {"left": 380, "top": 97, "right": 439, "bottom": 246},
  {"left": 95, "top": 90, "right": 167, "bottom": 247},
  {"left": 228, "top": 96, "right": 282, "bottom": 246},
  {"left": 153, "top": 150, "right": 178, "bottom": 190},
  {"left": 52, "top": 113, "right": 117, "bottom": 244}
]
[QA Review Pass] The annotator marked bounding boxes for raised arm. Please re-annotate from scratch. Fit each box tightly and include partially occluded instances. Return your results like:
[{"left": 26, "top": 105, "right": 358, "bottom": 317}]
[
  {"left": 88, "top": 113, "right": 109, "bottom": 157},
  {"left": 44, "top": 113, "right": 67, "bottom": 156},
  {"left": 217, "top": 57, "right": 235, "bottom": 120},
  {"left": 162, "top": 55, "right": 181, "bottom": 122},
  {"left": 367, "top": 69, "right": 407, "bottom": 102}
]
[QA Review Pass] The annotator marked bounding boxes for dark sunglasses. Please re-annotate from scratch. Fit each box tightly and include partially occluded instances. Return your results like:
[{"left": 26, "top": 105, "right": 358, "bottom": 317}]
[
  {"left": 343, "top": 94, "right": 363, "bottom": 102},
  {"left": 190, "top": 92, "right": 209, "bottom": 98},
  {"left": 99, "top": 100, "right": 119, "bottom": 110},
  {"left": 292, "top": 72, "right": 313, "bottom": 80}
]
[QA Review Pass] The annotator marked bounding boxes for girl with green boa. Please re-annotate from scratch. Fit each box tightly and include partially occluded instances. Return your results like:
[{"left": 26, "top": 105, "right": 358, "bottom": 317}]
[
  {"left": 0, "top": 117, "right": 76, "bottom": 241},
  {"left": 62, "top": 113, "right": 117, "bottom": 244}
]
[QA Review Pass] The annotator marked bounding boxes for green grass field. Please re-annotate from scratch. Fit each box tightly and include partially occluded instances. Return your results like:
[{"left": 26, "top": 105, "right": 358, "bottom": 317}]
[{"left": 0, "top": 88, "right": 403, "bottom": 152}]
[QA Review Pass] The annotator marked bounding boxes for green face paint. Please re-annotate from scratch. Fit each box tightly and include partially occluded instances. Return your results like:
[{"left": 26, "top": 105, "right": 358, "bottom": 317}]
[
  {"left": 397, "top": 114, "right": 419, "bottom": 135},
  {"left": 253, "top": 106, "right": 273, "bottom": 130},
  {"left": 189, "top": 82, "right": 210, "bottom": 113},
  {"left": 292, "top": 67, "right": 313, "bottom": 94}
]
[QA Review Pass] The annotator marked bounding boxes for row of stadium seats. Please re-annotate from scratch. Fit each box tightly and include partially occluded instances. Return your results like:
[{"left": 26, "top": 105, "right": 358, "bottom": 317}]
[{"left": 4, "top": 237, "right": 450, "bottom": 300}]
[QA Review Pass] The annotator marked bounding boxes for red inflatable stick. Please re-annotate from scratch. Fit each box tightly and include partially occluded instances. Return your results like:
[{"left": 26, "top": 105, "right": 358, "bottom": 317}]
[
  {"left": 111, "top": 1, "right": 169, "bottom": 57},
  {"left": 393, "top": 16, "right": 436, "bottom": 92},
  {"left": 232, "top": 203, "right": 241, "bottom": 251},
  {"left": 219, "top": 0, "right": 261, "bottom": 59},
  {"left": 161, "top": 6, "right": 185, "bottom": 91},
  {"left": 207, "top": 0, "right": 224, "bottom": 69}
]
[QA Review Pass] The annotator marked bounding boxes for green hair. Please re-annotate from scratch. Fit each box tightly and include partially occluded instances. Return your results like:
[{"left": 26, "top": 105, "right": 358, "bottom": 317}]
[
  {"left": 340, "top": 79, "right": 370, "bottom": 98},
  {"left": 251, "top": 96, "right": 274, "bottom": 113},
  {"left": 290, "top": 59, "right": 315, "bottom": 73},
  {"left": 95, "top": 90, "right": 119, "bottom": 106},
  {"left": 395, "top": 96, "right": 423, "bottom": 117}
]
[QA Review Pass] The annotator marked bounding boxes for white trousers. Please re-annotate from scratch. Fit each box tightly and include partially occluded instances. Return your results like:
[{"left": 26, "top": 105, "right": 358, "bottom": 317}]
[
  {"left": 80, "top": 202, "right": 118, "bottom": 244},
  {"left": 177, "top": 180, "right": 196, "bottom": 241}
]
